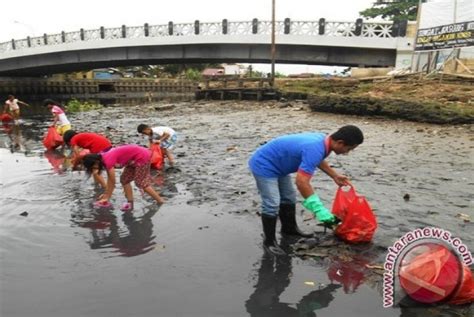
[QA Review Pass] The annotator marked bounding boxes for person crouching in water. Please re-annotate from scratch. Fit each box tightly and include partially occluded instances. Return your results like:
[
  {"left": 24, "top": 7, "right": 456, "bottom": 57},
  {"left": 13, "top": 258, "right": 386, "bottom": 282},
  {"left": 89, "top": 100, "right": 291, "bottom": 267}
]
[
  {"left": 82, "top": 144, "right": 165, "bottom": 211},
  {"left": 137, "top": 124, "right": 177, "bottom": 167},
  {"left": 63, "top": 130, "right": 112, "bottom": 188},
  {"left": 43, "top": 99, "right": 72, "bottom": 136},
  {"left": 248, "top": 125, "right": 364, "bottom": 255},
  {"left": 3, "top": 95, "right": 30, "bottom": 123}
]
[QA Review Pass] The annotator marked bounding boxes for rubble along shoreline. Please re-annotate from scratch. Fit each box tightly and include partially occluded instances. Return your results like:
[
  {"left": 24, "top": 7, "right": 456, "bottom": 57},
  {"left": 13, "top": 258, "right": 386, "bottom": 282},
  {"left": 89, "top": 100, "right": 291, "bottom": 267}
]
[
  {"left": 278, "top": 78, "right": 473, "bottom": 125},
  {"left": 306, "top": 95, "right": 474, "bottom": 125}
]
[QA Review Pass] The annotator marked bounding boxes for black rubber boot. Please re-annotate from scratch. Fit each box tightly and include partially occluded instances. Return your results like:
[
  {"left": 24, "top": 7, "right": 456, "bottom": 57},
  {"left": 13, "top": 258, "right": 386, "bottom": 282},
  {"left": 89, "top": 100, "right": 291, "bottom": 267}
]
[
  {"left": 279, "top": 203, "right": 313, "bottom": 238},
  {"left": 261, "top": 214, "right": 285, "bottom": 255}
]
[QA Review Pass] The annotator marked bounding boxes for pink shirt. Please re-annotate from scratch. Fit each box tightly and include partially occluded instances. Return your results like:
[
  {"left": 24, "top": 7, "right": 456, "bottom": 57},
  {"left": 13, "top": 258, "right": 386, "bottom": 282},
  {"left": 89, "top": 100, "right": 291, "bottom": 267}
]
[
  {"left": 51, "top": 105, "right": 70, "bottom": 125},
  {"left": 102, "top": 145, "right": 151, "bottom": 170}
]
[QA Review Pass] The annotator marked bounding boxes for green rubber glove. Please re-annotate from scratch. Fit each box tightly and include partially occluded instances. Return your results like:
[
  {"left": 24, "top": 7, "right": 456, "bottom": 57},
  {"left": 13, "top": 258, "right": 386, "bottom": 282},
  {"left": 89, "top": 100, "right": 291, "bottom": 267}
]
[{"left": 303, "top": 194, "right": 336, "bottom": 224}]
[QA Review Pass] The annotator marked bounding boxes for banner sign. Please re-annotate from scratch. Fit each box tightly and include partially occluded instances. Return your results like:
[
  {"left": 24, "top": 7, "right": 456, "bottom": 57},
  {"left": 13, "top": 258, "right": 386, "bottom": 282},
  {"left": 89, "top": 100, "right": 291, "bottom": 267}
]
[{"left": 415, "top": 20, "right": 474, "bottom": 51}]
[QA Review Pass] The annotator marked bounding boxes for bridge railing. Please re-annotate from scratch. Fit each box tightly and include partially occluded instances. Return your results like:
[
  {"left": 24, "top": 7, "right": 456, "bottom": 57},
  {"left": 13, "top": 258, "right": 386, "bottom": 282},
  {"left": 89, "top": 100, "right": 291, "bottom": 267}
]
[{"left": 0, "top": 19, "right": 407, "bottom": 54}]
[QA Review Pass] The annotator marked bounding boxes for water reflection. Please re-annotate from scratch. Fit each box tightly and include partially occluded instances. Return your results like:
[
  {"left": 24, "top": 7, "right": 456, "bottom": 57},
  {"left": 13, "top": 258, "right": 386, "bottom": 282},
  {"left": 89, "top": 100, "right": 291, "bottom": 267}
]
[
  {"left": 2, "top": 122, "right": 25, "bottom": 153},
  {"left": 399, "top": 304, "right": 473, "bottom": 317},
  {"left": 327, "top": 255, "right": 369, "bottom": 294},
  {"left": 72, "top": 205, "right": 160, "bottom": 257},
  {"left": 246, "top": 239, "right": 341, "bottom": 317},
  {"left": 43, "top": 149, "right": 71, "bottom": 174},
  {"left": 0, "top": 111, "right": 55, "bottom": 154}
]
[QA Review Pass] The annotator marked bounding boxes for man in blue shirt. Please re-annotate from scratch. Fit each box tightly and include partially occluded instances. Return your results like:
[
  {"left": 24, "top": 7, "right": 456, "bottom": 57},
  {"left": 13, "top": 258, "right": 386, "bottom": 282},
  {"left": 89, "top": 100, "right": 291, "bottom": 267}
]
[{"left": 249, "top": 125, "right": 364, "bottom": 255}]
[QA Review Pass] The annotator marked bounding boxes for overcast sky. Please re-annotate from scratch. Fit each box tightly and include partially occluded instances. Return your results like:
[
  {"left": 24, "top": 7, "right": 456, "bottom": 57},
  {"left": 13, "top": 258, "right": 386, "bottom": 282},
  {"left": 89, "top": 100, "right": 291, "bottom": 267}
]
[
  {"left": 1, "top": 0, "right": 376, "bottom": 41},
  {"left": 0, "top": 0, "right": 376, "bottom": 74}
]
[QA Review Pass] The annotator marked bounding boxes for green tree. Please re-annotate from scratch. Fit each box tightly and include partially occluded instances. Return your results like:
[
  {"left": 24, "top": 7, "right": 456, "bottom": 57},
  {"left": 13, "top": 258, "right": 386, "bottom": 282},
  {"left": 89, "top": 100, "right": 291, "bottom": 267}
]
[
  {"left": 185, "top": 68, "right": 202, "bottom": 81},
  {"left": 252, "top": 70, "right": 265, "bottom": 78},
  {"left": 360, "top": 0, "right": 420, "bottom": 21},
  {"left": 275, "top": 72, "right": 286, "bottom": 78}
]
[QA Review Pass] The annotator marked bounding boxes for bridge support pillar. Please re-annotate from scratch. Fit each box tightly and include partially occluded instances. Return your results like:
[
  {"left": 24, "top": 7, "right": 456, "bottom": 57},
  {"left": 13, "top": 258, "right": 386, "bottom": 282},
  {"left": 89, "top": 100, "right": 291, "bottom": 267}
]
[
  {"left": 194, "top": 20, "right": 200, "bottom": 35},
  {"left": 122, "top": 25, "right": 126, "bottom": 38},
  {"left": 222, "top": 19, "right": 228, "bottom": 34},
  {"left": 318, "top": 18, "right": 325, "bottom": 35},
  {"left": 252, "top": 19, "right": 258, "bottom": 34},
  {"left": 284, "top": 18, "right": 290, "bottom": 34},
  {"left": 144, "top": 23, "right": 149, "bottom": 37},
  {"left": 354, "top": 18, "right": 363, "bottom": 36},
  {"left": 392, "top": 20, "right": 408, "bottom": 37}
]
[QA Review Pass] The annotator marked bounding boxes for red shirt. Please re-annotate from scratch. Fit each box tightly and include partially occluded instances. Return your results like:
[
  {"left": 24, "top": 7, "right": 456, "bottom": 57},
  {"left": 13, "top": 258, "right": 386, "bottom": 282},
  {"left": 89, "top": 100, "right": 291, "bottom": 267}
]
[{"left": 70, "top": 133, "right": 112, "bottom": 153}]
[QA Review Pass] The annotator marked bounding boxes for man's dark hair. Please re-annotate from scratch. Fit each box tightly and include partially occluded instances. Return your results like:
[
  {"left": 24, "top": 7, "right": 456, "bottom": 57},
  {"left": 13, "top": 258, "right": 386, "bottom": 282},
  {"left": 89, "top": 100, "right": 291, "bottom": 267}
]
[
  {"left": 63, "top": 130, "right": 78, "bottom": 145},
  {"left": 330, "top": 125, "right": 364, "bottom": 146},
  {"left": 137, "top": 124, "right": 149, "bottom": 134}
]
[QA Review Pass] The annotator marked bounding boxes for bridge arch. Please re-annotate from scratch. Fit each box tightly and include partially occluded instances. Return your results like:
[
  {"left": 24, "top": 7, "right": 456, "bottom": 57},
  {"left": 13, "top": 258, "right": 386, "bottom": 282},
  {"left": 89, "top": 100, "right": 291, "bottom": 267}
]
[{"left": 0, "top": 19, "right": 414, "bottom": 76}]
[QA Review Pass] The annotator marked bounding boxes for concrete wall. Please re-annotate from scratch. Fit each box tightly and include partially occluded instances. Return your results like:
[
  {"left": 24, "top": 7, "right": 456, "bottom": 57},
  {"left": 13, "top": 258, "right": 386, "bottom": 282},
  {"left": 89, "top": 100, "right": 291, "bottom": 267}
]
[{"left": 0, "top": 78, "right": 195, "bottom": 95}]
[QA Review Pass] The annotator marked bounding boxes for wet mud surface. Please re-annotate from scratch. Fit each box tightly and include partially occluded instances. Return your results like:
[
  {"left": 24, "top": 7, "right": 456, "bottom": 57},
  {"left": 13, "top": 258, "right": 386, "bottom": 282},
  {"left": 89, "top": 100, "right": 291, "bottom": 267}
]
[{"left": 0, "top": 101, "right": 473, "bottom": 317}]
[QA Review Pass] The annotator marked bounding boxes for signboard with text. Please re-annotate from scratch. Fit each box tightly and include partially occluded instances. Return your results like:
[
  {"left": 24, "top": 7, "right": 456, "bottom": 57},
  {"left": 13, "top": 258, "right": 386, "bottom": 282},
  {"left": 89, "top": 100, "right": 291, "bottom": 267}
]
[{"left": 415, "top": 20, "right": 474, "bottom": 51}]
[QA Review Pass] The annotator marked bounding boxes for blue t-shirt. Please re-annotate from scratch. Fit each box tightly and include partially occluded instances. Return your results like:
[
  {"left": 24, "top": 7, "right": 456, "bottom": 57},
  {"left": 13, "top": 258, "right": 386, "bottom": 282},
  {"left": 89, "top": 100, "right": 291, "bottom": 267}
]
[{"left": 249, "top": 133, "right": 329, "bottom": 177}]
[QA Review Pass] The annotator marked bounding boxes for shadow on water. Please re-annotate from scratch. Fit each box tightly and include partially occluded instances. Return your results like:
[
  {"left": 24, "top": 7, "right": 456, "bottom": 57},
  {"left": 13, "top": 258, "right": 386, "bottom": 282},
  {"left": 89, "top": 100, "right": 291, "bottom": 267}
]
[
  {"left": 246, "top": 237, "right": 342, "bottom": 317},
  {"left": 1, "top": 122, "right": 26, "bottom": 153},
  {"left": 71, "top": 205, "right": 161, "bottom": 258},
  {"left": 65, "top": 168, "right": 176, "bottom": 258}
]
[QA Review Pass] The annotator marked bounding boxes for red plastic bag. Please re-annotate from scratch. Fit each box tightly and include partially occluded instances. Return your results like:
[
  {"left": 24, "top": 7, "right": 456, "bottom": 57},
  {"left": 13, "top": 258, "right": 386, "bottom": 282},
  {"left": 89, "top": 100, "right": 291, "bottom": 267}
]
[
  {"left": 331, "top": 186, "right": 377, "bottom": 243},
  {"left": 150, "top": 144, "right": 164, "bottom": 170},
  {"left": 448, "top": 263, "right": 474, "bottom": 305},
  {"left": 42, "top": 127, "right": 64, "bottom": 150},
  {"left": 1, "top": 113, "right": 13, "bottom": 123}
]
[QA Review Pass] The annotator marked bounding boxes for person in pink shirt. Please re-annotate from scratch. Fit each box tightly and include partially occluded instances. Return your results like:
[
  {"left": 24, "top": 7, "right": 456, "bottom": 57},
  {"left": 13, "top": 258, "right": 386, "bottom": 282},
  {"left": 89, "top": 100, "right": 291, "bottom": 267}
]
[
  {"left": 43, "top": 99, "right": 72, "bottom": 136},
  {"left": 82, "top": 144, "right": 164, "bottom": 211}
]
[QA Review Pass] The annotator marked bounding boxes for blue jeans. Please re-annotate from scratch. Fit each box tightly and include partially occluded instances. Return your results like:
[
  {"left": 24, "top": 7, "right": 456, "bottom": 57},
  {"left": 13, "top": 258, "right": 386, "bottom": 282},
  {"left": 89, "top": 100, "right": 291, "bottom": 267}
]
[
  {"left": 161, "top": 133, "right": 177, "bottom": 149},
  {"left": 253, "top": 174, "right": 296, "bottom": 217}
]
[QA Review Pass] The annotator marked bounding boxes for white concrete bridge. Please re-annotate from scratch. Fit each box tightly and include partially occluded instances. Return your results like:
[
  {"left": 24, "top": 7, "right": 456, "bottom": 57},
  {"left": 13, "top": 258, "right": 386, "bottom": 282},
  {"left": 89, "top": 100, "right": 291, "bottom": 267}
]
[{"left": 0, "top": 19, "right": 415, "bottom": 76}]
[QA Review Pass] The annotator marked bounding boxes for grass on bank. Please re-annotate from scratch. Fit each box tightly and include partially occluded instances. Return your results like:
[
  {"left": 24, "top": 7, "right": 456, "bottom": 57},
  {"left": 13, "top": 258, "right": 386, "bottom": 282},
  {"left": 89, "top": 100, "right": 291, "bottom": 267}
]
[{"left": 65, "top": 99, "right": 103, "bottom": 113}]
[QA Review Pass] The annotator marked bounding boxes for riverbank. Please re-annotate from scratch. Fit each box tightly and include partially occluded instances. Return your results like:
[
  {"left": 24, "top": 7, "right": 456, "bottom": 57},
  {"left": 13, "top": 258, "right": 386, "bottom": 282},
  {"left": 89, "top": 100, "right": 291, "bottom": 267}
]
[
  {"left": 1, "top": 101, "right": 472, "bottom": 316},
  {"left": 278, "top": 77, "right": 474, "bottom": 124}
]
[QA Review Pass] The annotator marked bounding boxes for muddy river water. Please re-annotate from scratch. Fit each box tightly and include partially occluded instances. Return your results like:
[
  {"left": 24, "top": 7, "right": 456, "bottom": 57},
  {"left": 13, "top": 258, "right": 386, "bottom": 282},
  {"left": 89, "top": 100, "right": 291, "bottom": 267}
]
[{"left": 1, "top": 101, "right": 473, "bottom": 317}]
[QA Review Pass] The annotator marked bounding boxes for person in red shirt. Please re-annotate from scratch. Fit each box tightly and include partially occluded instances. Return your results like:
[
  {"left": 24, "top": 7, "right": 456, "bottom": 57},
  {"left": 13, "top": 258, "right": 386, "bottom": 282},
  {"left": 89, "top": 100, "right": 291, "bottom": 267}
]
[{"left": 63, "top": 130, "right": 112, "bottom": 188}]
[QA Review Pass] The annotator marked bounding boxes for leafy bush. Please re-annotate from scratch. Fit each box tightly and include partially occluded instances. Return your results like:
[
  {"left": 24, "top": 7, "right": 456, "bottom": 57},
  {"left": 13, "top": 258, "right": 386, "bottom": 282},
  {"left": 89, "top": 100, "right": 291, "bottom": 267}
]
[
  {"left": 65, "top": 99, "right": 103, "bottom": 112},
  {"left": 185, "top": 68, "right": 202, "bottom": 81}
]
